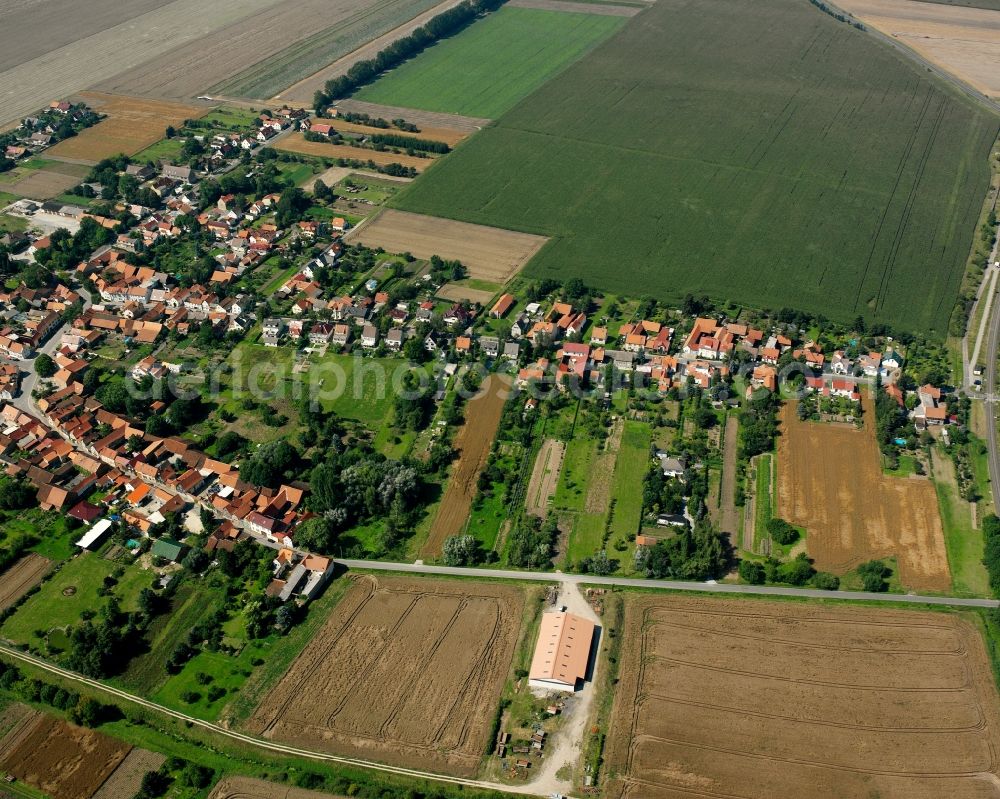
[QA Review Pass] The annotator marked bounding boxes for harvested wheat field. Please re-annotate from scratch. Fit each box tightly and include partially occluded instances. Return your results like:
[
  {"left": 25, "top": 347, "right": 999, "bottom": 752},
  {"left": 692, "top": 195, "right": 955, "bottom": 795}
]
[
  {"left": 210, "top": 776, "right": 348, "bottom": 799},
  {"left": 7, "top": 170, "right": 79, "bottom": 200},
  {"left": 0, "top": 0, "right": 268, "bottom": 126},
  {"left": 348, "top": 210, "right": 548, "bottom": 283},
  {"left": 527, "top": 439, "right": 566, "bottom": 516},
  {"left": 47, "top": 93, "right": 207, "bottom": 162},
  {"left": 0, "top": 714, "right": 130, "bottom": 799},
  {"left": 423, "top": 374, "right": 512, "bottom": 556},
  {"left": 777, "top": 397, "right": 950, "bottom": 591},
  {"left": 274, "top": 133, "right": 435, "bottom": 170},
  {"left": 834, "top": 0, "right": 1000, "bottom": 98},
  {"left": 604, "top": 595, "right": 1000, "bottom": 799},
  {"left": 248, "top": 574, "right": 524, "bottom": 776},
  {"left": 90, "top": 748, "right": 166, "bottom": 799},
  {"left": 0, "top": 553, "right": 52, "bottom": 611}
]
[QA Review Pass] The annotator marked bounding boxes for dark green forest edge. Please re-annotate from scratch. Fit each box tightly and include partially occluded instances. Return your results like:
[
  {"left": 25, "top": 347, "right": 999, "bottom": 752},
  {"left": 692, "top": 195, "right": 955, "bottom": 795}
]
[{"left": 392, "top": 0, "right": 999, "bottom": 336}]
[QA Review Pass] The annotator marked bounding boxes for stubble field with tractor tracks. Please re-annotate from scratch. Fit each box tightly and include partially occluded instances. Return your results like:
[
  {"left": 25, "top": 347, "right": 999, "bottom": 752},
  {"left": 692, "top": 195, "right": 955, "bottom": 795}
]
[
  {"left": 777, "top": 397, "right": 950, "bottom": 591},
  {"left": 247, "top": 574, "right": 525, "bottom": 776},
  {"left": 604, "top": 595, "right": 1000, "bottom": 799}
]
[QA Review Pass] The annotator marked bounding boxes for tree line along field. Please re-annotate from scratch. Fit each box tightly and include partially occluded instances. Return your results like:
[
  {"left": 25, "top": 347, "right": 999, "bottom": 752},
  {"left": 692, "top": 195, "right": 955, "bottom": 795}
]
[
  {"left": 354, "top": 6, "right": 628, "bottom": 118},
  {"left": 394, "top": 0, "right": 1000, "bottom": 334}
]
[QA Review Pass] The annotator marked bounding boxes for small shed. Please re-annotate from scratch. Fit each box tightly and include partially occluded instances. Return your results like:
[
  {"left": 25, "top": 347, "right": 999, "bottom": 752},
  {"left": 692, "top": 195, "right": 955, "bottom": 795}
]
[{"left": 151, "top": 537, "right": 186, "bottom": 562}]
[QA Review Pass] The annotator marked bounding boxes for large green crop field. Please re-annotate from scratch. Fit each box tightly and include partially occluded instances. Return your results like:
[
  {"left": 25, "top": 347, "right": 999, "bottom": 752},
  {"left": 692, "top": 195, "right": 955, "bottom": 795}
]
[
  {"left": 394, "top": 0, "right": 999, "bottom": 334},
  {"left": 354, "top": 7, "right": 627, "bottom": 118}
]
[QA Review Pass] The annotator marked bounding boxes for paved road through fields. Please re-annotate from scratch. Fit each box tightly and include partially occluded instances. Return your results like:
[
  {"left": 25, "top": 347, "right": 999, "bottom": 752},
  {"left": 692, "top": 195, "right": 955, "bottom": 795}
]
[{"left": 335, "top": 559, "right": 1000, "bottom": 608}]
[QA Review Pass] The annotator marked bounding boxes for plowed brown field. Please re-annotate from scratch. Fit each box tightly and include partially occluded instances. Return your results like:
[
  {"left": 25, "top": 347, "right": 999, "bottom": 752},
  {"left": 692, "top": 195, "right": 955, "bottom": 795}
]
[
  {"left": 0, "top": 715, "right": 130, "bottom": 799},
  {"left": 47, "top": 93, "right": 206, "bottom": 162},
  {"left": 604, "top": 595, "right": 1000, "bottom": 799},
  {"left": 777, "top": 397, "right": 950, "bottom": 590},
  {"left": 422, "top": 373, "right": 511, "bottom": 556},
  {"left": 347, "top": 209, "right": 548, "bottom": 284},
  {"left": 247, "top": 574, "right": 524, "bottom": 776},
  {"left": 0, "top": 553, "right": 51, "bottom": 611}
]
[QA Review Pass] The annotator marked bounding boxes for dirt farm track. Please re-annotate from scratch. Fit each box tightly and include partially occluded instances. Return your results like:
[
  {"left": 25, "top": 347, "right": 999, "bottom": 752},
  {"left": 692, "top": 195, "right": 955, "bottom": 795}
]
[
  {"left": 605, "top": 595, "right": 1000, "bottom": 799},
  {"left": 777, "top": 397, "right": 951, "bottom": 591},
  {"left": 247, "top": 574, "right": 524, "bottom": 776}
]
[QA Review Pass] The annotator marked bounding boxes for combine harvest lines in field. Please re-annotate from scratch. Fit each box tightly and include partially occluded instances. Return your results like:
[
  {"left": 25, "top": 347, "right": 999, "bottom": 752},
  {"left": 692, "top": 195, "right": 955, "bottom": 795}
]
[
  {"left": 248, "top": 574, "right": 523, "bottom": 776},
  {"left": 605, "top": 595, "right": 1000, "bottom": 798},
  {"left": 777, "top": 397, "right": 950, "bottom": 591}
]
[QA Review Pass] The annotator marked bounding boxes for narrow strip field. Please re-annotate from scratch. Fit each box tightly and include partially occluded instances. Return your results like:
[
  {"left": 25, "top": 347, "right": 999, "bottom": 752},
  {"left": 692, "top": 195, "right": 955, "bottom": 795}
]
[
  {"left": 209, "top": 0, "right": 447, "bottom": 99},
  {"left": 210, "top": 776, "right": 348, "bottom": 799},
  {"left": 273, "top": 133, "right": 435, "bottom": 170},
  {"left": 605, "top": 595, "right": 1000, "bottom": 798},
  {"left": 526, "top": 438, "right": 566, "bottom": 516},
  {"left": 423, "top": 374, "right": 511, "bottom": 556}
]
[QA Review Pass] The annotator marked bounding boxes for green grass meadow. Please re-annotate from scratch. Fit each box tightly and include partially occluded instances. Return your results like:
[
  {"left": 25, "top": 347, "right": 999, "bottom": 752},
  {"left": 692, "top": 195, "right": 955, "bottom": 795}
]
[
  {"left": 1, "top": 555, "right": 149, "bottom": 644},
  {"left": 355, "top": 7, "right": 626, "bottom": 118},
  {"left": 395, "top": 0, "right": 999, "bottom": 334}
]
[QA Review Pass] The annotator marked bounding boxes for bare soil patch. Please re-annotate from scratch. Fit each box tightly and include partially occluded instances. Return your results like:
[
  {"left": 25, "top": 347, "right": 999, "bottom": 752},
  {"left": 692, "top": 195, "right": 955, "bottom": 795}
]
[
  {"left": 333, "top": 99, "right": 491, "bottom": 133},
  {"left": 508, "top": 0, "right": 642, "bottom": 14},
  {"left": 777, "top": 396, "right": 950, "bottom": 591},
  {"left": 833, "top": 0, "right": 1000, "bottom": 97},
  {"left": 0, "top": 553, "right": 52, "bottom": 611},
  {"left": 210, "top": 776, "right": 349, "bottom": 799},
  {"left": 274, "top": 133, "right": 435, "bottom": 170},
  {"left": 7, "top": 170, "right": 78, "bottom": 200},
  {"left": 527, "top": 438, "right": 567, "bottom": 516},
  {"left": 423, "top": 374, "right": 512, "bottom": 556},
  {"left": 435, "top": 283, "right": 496, "bottom": 304},
  {"left": 348, "top": 209, "right": 548, "bottom": 284},
  {"left": 90, "top": 748, "right": 165, "bottom": 799},
  {"left": 605, "top": 595, "right": 1000, "bottom": 799},
  {"left": 48, "top": 93, "right": 207, "bottom": 162},
  {"left": 247, "top": 574, "right": 524, "bottom": 776},
  {"left": 0, "top": 715, "right": 130, "bottom": 799}
]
